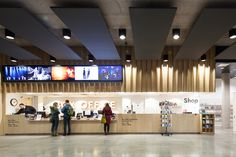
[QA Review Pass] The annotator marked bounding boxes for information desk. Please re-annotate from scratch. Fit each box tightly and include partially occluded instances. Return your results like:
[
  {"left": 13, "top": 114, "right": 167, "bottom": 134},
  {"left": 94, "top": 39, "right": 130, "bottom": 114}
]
[{"left": 4, "top": 114, "right": 201, "bottom": 135}]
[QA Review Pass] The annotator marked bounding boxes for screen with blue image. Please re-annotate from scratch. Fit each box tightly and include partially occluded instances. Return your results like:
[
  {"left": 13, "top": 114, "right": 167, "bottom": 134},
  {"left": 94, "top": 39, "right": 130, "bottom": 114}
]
[
  {"left": 98, "top": 66, "right": 123, "bottom": 81},
  {"left": 4, "top": 66, "right": 28, "bottom": 81},
  {"left": 27, "top": 66, "right": 51, "bottom": 80},
  {"left": 3, "top": 66, "right": 51, "bottom": 81}
]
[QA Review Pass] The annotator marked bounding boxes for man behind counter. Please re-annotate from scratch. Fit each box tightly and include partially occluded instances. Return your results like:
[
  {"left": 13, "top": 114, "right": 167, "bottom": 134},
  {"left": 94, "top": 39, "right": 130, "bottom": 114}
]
[{"left": 15, "top": 103, "right": 36, "bottom": 115}]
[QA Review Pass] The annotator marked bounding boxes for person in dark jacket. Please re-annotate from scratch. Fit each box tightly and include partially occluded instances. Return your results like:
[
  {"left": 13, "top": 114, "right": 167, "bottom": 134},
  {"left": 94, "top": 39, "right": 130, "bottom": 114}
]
[
  {"left": 61, "top": 100, "right": 73, "bottom": 136},
  {"left": 102, "top": 103, "right": 113, "bottom": 135},
  {"left": 50, "top": 102, "right": 60, "bottom": 136},
  {"left": 15, "top": 103, "right": 36, "bottom": 115}
]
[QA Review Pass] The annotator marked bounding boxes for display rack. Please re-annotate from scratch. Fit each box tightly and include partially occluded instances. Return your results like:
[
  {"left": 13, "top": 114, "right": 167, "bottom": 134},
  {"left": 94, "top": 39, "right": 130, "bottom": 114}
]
[
  {"left": 201, "top": 114, "right": 215, "bottom": 134},
  {"left": 200, "top": 103, "right": 233, "bottom": 127},
  {"left": 159, "top": 101, "right": 173, "bottom": 136}
]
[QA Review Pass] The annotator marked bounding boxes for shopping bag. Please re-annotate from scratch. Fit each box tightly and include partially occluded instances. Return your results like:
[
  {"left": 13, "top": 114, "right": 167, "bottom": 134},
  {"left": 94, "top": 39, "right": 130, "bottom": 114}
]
[{"left": 101, "top": 115, "right": 106, "bottom": 124}]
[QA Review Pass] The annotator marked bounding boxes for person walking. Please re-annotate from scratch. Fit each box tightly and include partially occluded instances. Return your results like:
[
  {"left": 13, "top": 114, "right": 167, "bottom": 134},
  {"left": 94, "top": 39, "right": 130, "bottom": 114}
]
[
  {"left": 102, "top": 103, "right": 113, "bottom": 135},
  {"left": 61, "top": 100, "right": 73, "bottom": 136},
  {"left": 50, "top": 102, "right": 60, "bottom": 136}
]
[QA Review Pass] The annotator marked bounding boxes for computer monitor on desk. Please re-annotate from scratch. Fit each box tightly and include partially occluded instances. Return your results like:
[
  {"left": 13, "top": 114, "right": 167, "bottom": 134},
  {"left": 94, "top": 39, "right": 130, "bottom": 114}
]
[
  {"left": 83, "top": 110, "right": 93, "bottom": 118},
  {"left": 37, "top": 111, "right": 46, "bottom": 118}
]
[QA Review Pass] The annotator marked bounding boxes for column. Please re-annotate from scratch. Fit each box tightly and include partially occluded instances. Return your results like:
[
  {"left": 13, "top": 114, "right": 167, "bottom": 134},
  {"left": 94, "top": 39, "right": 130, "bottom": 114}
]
[{"left": 221, "top": 71, "right": 230, "bottom": 129}]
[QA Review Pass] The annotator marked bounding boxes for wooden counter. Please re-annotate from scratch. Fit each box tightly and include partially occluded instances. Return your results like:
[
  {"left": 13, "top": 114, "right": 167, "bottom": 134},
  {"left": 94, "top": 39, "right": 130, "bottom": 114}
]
[
  {"left": 4, "top": 114, "right": 201, "bottom": 135},
  {"left": 116, "top": 114, "right": 200, "bottom": 133}
]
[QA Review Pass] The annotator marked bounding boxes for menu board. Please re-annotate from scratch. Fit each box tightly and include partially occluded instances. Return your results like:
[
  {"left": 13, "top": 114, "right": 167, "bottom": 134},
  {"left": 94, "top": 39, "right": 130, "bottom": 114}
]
[{"left": 3, "top": 65, "right": 123, "bottom": 82}]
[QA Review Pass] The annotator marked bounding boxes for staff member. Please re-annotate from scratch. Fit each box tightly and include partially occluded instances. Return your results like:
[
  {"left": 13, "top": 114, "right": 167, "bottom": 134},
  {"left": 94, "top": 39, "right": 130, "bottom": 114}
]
[{"left": 15, "top": 103, "right": 36, "bottom": 115}]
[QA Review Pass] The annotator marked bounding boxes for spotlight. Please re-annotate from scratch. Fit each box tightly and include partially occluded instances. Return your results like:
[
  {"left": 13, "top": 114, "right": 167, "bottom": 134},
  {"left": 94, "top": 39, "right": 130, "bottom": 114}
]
[
  {"left": 163, "top": 54, "right": 168, "bottom": 62},
  {"left": 5, "top": 29, "right": 15, "bottom": 40},
  {"left": 63, "top": 28, "right": 71, "bottom": 40},
  {"left": 119, "top": 28, "right": 126, "bottom": 40},
  {"left": 10, "top": 57, "right": 18, "bottom": 63},
  {"left": 88, "top": 54, "right": 94, "bottom": 63},
  {"left": 229, "top": 28, "right": 236, "bottom": 39},
  {"left": 50, "top": 56, "right": 56, "bottom": 63},
  {"left": 172, "top": 28, "right": 180, "bottom": 40},
  {"left": 200, "top": 54, "right": 206, "bottom": 62},
  {"left": 126, "top": 54, "right": 131, "bottom": 63}
]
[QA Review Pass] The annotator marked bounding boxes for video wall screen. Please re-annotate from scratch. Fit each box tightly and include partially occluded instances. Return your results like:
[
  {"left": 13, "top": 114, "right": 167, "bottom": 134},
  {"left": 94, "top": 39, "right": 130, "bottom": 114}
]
[{"left": 3, "top": 65, "right": 123, "bottom": 82}]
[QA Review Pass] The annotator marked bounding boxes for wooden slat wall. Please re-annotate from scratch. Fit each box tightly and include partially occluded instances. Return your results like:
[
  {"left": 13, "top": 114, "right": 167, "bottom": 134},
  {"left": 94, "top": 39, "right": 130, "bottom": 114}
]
[
  {"left": 0, "top": 48, "right": 215, "bottom": 93},
  {"left": 0, "top": 72, "right": 3, "bottom": 135}
]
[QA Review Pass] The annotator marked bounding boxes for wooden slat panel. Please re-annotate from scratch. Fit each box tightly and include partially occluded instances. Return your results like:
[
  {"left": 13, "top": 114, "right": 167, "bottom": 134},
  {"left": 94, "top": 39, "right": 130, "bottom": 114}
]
[{"left": 0, "top": 49, "right": 215, "bottom": 93}]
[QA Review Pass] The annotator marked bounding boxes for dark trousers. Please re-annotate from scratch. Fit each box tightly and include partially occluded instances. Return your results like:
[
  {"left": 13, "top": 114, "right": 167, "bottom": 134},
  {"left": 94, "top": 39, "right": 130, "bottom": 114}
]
[
  {"left": 104, "top": 123, "right": 110, "bottom": 134},
  {"left": 63, "top": 117, "right": 71, "bottom": 135},
  {"left": 51, "top": 118, "right": 59, "bottom": 135}
]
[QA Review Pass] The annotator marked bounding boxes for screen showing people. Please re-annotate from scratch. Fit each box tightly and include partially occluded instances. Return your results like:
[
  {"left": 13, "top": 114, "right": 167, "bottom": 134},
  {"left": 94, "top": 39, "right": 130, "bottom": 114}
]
[
  {"left": 3, "top": 65, "right": 123, "bottom": 82},
  {"left": 74, "top": 66, "right": 99, "bottom": 80},
  {"left": 27, "top": 66, "right": 51, "bottom": 80}
]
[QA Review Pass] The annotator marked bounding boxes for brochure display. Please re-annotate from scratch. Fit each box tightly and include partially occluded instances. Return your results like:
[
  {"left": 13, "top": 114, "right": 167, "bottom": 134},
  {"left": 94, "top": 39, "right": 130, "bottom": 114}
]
[
  {"left": 201, "top": 114, "right": 215, "bottom": 134},
  {"left": 160, "top": 101, "right": 173, "bottom": 136}
]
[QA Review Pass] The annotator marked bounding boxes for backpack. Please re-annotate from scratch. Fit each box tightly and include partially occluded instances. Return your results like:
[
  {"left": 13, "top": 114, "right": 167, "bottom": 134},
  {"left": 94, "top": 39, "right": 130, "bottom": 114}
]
[{"left": 67, "top": 105, "right": 74, "bottom": 117}]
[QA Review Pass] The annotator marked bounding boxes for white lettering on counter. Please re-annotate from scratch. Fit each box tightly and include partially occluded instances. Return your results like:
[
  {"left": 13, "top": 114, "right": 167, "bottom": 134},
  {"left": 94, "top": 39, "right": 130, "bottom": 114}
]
[{"left": 80, "top": 101, "right": 116, "bottom": 110}]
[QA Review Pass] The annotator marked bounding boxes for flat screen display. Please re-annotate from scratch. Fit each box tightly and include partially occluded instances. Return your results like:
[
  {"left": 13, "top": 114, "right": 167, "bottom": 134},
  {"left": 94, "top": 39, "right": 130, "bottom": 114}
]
[
  {"left": 27, "top": 66, "right": 51, "bottom": 80},
  {"left": 4, "top": 66, "right": 28, "bottom": 81},
  {"left": 98, "top": 66, "right": 123, "bottom": 81},
  {"left": 74, "top": 66, "right": 99, "bottom": 80},
  {"left": 51, "top": 66, "right": 75, "bottom": 81},
  {"left": 4, "top": 66, "right": 51, "bottom": 81},
  {"left": 3, "top": 65, "right": 123, "bottom": 82}
]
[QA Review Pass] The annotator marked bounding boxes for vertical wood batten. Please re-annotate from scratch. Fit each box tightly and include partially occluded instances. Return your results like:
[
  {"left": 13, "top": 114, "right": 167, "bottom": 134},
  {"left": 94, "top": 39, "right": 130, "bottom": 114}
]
[{"left": 1, "top": 49, "right": 215, "bottom": 92}]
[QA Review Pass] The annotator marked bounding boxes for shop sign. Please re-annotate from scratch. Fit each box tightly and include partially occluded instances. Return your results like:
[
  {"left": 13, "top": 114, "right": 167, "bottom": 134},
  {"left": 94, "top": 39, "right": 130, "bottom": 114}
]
[{"left": 184, "top": 97, "right": 199, "bottom": 104}]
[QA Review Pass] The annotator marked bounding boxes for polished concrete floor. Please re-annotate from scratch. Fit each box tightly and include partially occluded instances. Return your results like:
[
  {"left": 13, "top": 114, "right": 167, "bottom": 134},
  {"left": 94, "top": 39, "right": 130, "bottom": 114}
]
[{"left": 0, "top": 129, "right": 236, "bottom": 157}]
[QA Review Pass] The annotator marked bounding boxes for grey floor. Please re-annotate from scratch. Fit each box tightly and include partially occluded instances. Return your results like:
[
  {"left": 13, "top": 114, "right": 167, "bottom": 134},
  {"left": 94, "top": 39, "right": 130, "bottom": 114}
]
[{"left": 0, "top": 129, "right": 236, "bottom": 157}]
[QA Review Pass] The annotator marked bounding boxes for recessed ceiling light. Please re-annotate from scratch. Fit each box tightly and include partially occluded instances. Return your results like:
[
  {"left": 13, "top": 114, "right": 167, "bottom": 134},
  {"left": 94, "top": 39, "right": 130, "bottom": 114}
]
[
  {"left": 125, "top": 54, "right": 131, "bottom": 63},
  {"left": 229, "top": 28, "right": 236, "bottom": 39},
  {"left": 88, "top": 54, "right": 94, "bottom": 63},
  {"left": 5, "top": 29, "right": 15, "bottom": 40},
  {"left": 119, "top": 28, "right": 126, "bottom": 40},
  {"left": 10, "top": 57, "right": 18, "bottom": 63},
  {"left": 50, "top": 56, "right": 56, "bottom": 63},
  {"left": 163, "top": 54, "right": 168, "bottom": 62},
  {"left": 217, "top": 63, "right": 229, "bottom": 67},
  {"left": 172, "top": 28, "right": 180, "bottom": 40},
  {"left": 200, "top": 54, "right": 206, "bottom": 62},
  {"left": 63, "top": 28, "right": 71, "bottom": 40}
]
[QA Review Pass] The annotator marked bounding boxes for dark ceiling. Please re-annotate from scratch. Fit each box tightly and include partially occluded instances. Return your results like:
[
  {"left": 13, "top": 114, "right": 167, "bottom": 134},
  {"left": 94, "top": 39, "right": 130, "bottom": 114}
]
[{"left": 0, "top": 0, "right": 236, "bottom": 63}]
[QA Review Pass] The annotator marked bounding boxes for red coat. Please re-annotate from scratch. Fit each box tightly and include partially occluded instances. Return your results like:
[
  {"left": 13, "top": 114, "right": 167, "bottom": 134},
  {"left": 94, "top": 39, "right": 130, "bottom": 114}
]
[{"left": 102, "top": 107, "right": 112, "bottom": 124}]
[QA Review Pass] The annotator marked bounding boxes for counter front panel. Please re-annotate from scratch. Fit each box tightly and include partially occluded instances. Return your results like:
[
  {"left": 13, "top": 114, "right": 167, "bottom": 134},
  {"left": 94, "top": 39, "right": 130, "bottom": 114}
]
[{"left": 4, "top": 114, "right": 201, "bottom": 135}]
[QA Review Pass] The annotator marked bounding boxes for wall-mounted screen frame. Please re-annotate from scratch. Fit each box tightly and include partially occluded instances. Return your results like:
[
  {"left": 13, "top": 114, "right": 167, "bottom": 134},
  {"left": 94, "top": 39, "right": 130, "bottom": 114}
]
[{"left": 2, "top": 65, "right": 123, "bottom": 82}]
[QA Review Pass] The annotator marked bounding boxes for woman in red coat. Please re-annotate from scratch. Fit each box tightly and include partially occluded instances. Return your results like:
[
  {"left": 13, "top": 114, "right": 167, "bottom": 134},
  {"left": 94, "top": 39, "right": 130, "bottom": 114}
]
[{"left": 102, "top": 103, "right": 113, "bottom": 135}]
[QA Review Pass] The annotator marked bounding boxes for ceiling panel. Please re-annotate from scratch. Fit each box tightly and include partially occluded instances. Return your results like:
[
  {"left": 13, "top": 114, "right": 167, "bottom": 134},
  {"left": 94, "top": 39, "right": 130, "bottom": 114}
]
[
  {"left": 130, "top": 8, "right": 176, "bottom": 60},
  {"left": 215, "top": 43, "right": 236, "bottom": 60},
  {"left": 175, "top": 8, "right": 236, "bottom": 60},
  {"left": 52, "top": 8, "right": 120, "bottom": 60},
  {"left": 0, "top": 8, "right": 81, "bottom": 60},
  {"left": 0, "top": 38, "right": 40, "bottom": 60}
]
